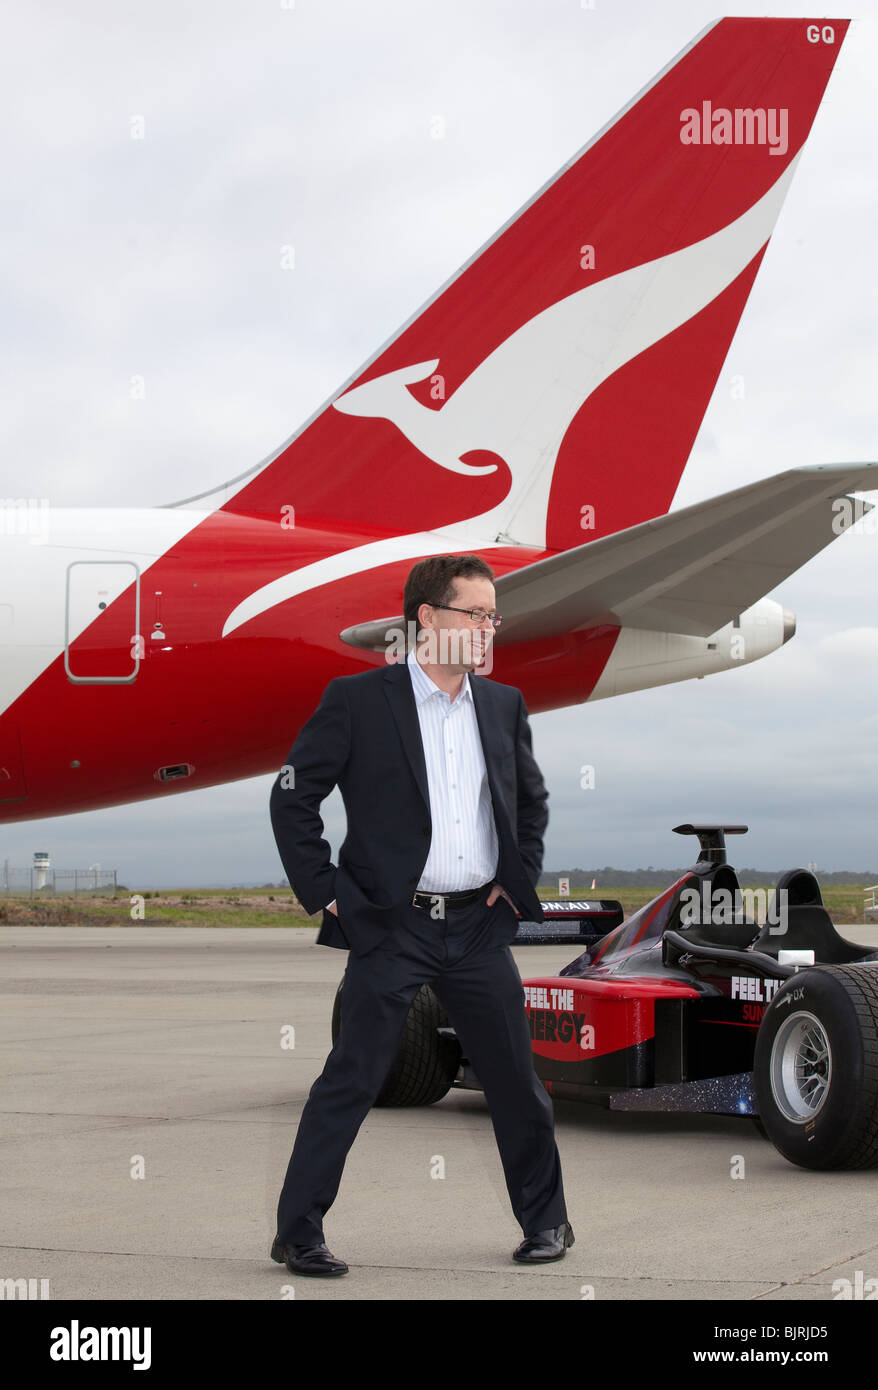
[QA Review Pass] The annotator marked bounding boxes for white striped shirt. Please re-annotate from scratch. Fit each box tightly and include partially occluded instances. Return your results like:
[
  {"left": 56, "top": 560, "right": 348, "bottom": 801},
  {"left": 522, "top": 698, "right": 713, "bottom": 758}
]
[{"left": 406, "top": 646, "right": 499, "bottom": 892}]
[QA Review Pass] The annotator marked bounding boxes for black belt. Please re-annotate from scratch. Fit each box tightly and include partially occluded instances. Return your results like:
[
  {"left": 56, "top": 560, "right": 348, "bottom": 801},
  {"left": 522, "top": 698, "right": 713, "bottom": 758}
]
[{"left": 412, "top": 882, "right": 492, "bottom": 912}]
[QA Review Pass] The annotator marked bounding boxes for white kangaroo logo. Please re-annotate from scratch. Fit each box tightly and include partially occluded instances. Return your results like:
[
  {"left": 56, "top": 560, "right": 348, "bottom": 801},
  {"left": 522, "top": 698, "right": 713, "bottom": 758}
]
[
  {"left": 223, "top": 158, "right": 798, "bottom": 637},
  {"left": 333, "top": 156, "right": 799, "bottom": 550}
]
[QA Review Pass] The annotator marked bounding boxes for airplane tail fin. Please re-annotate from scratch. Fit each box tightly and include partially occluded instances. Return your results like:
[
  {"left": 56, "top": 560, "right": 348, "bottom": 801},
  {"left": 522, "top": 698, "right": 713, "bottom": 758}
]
[{"left": 218, "top": 18, "right": 849, "bottom": 553}]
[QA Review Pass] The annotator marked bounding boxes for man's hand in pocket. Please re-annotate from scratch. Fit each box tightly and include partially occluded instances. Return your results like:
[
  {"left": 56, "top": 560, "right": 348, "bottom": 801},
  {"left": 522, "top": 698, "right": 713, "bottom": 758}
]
[{"left": 486, "top": 883, "right": 517, "bottom": 912}]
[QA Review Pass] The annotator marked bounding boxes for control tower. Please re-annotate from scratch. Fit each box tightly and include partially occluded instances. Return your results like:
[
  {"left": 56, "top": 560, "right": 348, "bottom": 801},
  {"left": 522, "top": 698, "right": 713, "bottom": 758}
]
[{"left": 33, "top": 851, "right": 50, "bottom": 890}]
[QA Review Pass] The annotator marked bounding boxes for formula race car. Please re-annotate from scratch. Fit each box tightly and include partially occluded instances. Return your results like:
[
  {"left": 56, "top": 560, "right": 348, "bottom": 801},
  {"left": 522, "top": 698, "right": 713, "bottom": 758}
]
[{"left": 330, "top": 825, "right": 878, "bottom": 1171}]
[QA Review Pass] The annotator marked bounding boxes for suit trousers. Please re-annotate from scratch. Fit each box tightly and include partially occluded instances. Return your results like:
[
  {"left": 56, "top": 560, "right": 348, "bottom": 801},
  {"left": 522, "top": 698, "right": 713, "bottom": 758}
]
[{"left": 275, "top": 883, "right": 568, "bottom": 1246}]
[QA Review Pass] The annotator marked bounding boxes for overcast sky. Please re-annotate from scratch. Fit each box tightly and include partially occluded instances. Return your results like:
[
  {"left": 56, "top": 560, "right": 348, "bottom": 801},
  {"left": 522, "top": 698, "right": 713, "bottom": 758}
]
[{"left": 1, "top": 0, "right": 877, "bottom": 886}]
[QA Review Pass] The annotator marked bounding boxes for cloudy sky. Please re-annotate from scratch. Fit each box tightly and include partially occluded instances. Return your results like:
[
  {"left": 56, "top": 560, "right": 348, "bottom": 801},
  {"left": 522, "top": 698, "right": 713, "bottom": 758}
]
[{"left": 1, "top": 0, "right": 877, "bottom": 886}]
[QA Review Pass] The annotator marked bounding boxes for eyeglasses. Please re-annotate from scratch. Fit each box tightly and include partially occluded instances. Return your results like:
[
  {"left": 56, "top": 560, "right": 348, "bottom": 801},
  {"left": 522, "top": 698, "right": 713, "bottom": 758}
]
[{"left": 429, "top": 604, "right": 502, "bottom": 629}]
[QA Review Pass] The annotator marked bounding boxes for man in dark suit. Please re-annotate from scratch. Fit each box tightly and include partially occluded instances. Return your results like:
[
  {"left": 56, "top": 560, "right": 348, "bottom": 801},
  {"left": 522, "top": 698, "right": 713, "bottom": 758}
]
[{"left": 269, "top": 553, "right": 572, "bottom": 1276}]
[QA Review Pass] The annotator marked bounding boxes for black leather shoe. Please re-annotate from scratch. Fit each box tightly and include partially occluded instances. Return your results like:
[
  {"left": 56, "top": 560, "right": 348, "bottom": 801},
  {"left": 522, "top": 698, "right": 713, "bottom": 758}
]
[
  {"left": 271, "top": 1235, "right": 349, "bottom": 1276},
  {"left": 512, "top": 1221, "right": 575, "bottom": 1263}
]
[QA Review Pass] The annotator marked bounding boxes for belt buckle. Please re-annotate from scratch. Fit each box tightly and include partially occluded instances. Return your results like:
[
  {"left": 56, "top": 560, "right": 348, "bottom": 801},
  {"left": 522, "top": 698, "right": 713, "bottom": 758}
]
[{"left": 412, "top": 890, "right": 447, "bottom": 913}]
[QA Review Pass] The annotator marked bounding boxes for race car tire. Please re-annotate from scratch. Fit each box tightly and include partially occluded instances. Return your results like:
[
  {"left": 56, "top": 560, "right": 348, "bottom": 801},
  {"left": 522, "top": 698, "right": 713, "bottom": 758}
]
[
  {"left": 753, "top": 965, "right": 878, "bottom": 1170},
  {"left": 330, "top": 974, "right": 460, "bottom": 1107}
]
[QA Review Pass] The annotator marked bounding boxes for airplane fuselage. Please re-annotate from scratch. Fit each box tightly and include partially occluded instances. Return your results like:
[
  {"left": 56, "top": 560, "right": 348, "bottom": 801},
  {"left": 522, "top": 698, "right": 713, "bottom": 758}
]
[{"left": 0, "top": 506, "right": 789, "bottom": 820}]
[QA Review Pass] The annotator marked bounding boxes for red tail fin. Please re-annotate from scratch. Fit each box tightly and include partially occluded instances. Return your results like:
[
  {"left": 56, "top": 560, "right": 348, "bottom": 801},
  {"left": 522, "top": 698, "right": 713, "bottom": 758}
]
[{"left": 223, "top": 18, "right": 849, "bottom": 553}]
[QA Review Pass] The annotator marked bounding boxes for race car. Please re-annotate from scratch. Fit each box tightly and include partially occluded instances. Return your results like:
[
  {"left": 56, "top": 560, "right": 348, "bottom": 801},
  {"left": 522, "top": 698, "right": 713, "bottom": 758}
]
[{"left": 329, "top": 825, "right": 878, "bottom": 1171}]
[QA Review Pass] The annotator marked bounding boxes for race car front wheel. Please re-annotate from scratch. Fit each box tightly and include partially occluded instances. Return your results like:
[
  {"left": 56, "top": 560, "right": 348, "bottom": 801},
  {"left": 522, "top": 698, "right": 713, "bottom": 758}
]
[{"left": 754, "top": 965, "right": 878, "bottom": 1170}]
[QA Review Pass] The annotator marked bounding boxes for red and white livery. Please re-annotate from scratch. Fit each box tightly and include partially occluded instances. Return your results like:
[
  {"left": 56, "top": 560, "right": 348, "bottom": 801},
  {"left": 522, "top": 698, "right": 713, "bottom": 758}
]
[{"left": 0, "top": 17, "right": 871, "bottom": 821}]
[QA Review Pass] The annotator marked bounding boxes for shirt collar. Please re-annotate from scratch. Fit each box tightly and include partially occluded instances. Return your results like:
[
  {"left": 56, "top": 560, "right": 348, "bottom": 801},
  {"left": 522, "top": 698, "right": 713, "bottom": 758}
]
[{"left": 407, "top": 646, "right": 472, "bottom": 707}]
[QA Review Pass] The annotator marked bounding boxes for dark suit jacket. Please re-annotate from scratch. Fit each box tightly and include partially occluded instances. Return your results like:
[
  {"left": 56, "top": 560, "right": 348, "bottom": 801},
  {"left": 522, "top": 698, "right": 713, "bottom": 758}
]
[{"left": 269, "top": 658, "right": 549, "bottom": 956}]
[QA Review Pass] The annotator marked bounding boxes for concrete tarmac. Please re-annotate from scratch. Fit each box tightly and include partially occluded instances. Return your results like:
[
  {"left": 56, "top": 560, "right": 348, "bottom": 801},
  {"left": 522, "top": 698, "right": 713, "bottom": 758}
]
[{"left": 2, "top": 923, "right": 878, "bottom": 1302}]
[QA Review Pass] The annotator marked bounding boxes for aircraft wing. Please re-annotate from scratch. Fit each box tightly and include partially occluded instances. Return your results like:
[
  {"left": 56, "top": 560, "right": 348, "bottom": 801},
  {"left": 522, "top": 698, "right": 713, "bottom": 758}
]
[
  {"left": 493, "top": 463, "right": 878, "bottom": 643},
  {"left": 340, "top": 464, "right": 878, "bottom": 651}
]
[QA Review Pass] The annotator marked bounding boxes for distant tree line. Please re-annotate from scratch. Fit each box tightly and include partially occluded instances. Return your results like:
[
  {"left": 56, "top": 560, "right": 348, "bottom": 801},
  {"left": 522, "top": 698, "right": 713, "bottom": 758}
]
[{"left": 540, "top": 867, "right": 878, "bottom": 887}]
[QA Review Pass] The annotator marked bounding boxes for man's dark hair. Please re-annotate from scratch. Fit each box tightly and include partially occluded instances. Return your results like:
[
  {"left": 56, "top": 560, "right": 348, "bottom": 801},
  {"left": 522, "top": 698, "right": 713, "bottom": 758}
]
[{"left": 403, "top": 554, "right": 495, "bottom": 646}]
